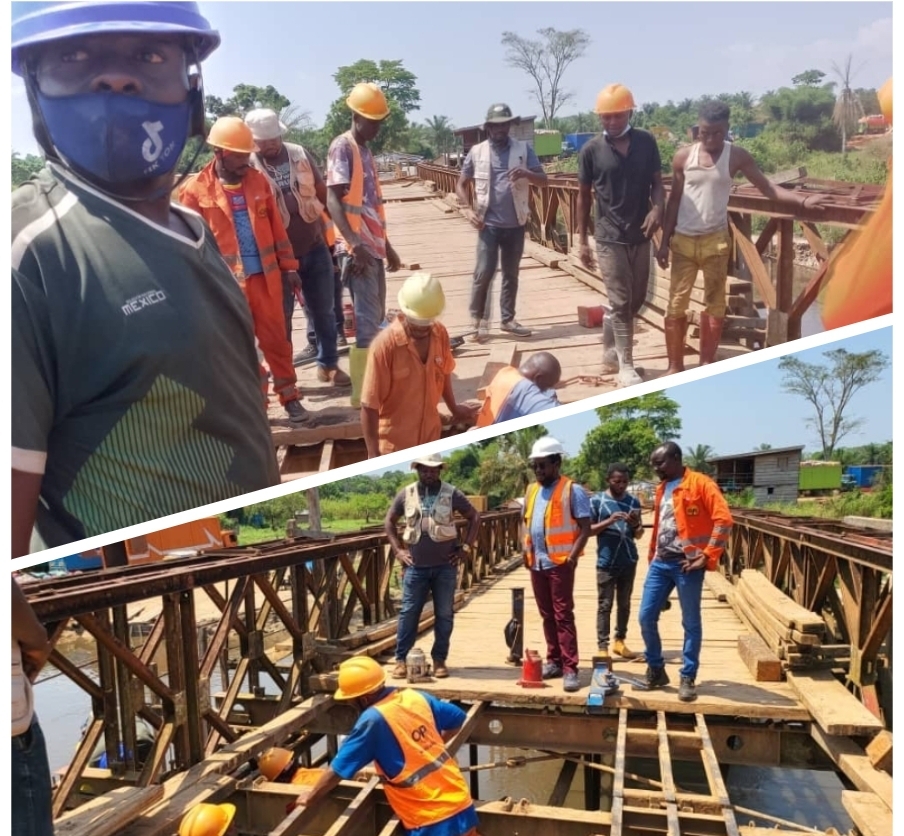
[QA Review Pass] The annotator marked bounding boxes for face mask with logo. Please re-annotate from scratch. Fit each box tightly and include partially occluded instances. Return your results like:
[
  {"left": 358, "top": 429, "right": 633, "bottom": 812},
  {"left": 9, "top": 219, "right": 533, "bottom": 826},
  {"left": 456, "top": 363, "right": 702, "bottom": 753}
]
[{"left": 36, "top": 90, "right": 192, "bottom": 185}]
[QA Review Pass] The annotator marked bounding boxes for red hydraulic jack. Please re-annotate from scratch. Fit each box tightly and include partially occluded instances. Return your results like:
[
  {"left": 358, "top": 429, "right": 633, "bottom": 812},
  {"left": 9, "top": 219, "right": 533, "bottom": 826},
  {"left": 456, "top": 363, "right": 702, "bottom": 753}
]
[{"left": 518, "top": 649, "right": 546, "bottom": 688}]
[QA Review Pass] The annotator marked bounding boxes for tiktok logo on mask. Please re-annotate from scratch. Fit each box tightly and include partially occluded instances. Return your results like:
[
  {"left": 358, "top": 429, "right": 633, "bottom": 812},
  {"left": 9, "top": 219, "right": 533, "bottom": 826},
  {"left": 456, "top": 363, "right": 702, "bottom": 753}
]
[{"left": 142, "top": 121, "right": 165, "bottom": 163}]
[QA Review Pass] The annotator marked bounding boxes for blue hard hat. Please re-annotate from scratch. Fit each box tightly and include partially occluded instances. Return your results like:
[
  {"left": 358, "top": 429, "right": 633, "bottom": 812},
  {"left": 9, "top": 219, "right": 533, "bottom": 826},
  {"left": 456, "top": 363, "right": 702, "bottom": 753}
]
[{"left": 11, "top": 1, "right": 221, "bottom": 75}]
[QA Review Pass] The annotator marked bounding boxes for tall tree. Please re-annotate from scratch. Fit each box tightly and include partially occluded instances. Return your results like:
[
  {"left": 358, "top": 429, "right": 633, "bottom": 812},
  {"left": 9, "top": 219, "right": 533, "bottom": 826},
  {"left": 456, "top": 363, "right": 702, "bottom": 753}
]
[
  {"left": 778, "top": 348, "right": 889, "bottom": 461},
  {"left": 685, "top": 444, "right": 716, "bottom": 474},
  {"left": 792, "top": 69, "right": 827, "bottom": 88},
  {"left": 205, "top": 83, "right": 291, "bottom": 118},
  {"left": 501, "top": 27, "right": 591, "bottom": 128},
  {"left": 830, "top": 55, "right": 865, "bottom": 156},
  {"left": 424, "top": 115, "right": 455, "bottom": 160}
]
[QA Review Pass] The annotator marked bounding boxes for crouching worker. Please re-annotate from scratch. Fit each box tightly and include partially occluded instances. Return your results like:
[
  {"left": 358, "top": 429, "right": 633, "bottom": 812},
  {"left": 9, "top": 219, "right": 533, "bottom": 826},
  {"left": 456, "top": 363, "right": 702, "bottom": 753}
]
[
  {"left": 473, "top": 351, "right": 562, "bottom": 427},
  {"left": 257, "top": 747, "right": 324, "bottom": 787},
  {"left": 179, "top": 803, "right": 237, "bottom": 836},
  {"left": 293, "top": 656, "right": 482, "bottom": 836}
]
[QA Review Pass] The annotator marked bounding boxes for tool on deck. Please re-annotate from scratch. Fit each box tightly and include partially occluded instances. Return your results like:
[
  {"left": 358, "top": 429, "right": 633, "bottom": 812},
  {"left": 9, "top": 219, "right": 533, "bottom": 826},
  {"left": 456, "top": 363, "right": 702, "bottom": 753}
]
[
  {"left": 503, "top": 587, "right": 524, "bottom": 665},
  {"left": 405, "top": 647, "right": 432, "bottom": 683},
  {"left": 517, "top": 648, "right": 546, "bottom": 688},
  {"left": 586, "top": 654, "right": 620, "bottom": 712}
]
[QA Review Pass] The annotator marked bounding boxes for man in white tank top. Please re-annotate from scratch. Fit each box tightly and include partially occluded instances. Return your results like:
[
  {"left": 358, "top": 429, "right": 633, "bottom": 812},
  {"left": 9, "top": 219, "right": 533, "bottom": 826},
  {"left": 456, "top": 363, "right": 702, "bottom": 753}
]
[{"left": 656, "top": 102, "right": 826, "bottom": 373}]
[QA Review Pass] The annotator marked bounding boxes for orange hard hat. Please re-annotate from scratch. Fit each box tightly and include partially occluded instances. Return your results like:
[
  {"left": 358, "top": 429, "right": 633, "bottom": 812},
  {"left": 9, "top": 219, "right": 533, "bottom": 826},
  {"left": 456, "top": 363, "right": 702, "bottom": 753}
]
[
  {"left": 346, "top": 82, "right": 390, "bottom": 121},
  {"left": 878, "top": 77, "right": 892, "bottom": 126},
  {"left": 334, "top": 656, "right": 386, "bottom": 700},
  {"left": 595, "top": 84, "right": 636, "bottom": 115},
  {"left": 207, "top": 116, "right": 255, "bottom": 153},
  {"left": 258, "top": 747, "right": 294, "bottom": 782},
  {"left": 178, "top": 803, "right": 236, "bottom": 836}
]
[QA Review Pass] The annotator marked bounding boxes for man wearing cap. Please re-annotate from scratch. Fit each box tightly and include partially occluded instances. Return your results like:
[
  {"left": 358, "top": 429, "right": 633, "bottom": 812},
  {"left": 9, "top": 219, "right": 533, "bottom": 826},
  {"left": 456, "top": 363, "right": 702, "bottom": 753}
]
[
  {"left": 473, "top": 351, "right": 562, "bottom": 427},
  {"left": 326, "top": 82, "right": 403, "bottom": 408},
  {"left": 385, "top": 454, "right": 480, "bottom": 679},
  {"left": 11, "top": 1, "right": 280, "bottom": 556},
  {"left": 456, "top": 103, "right": 547, "bottom": 343},
  {"left": 295, "top": 656, "right": 481, "bottom": 836},
  {"left": 361, "top": 273, "right": 479, "bottom": 458},
  {"left": 245, "top": 108, "right": 349, "bottom": 387},
  {"left": 179, "top": 117, "right": 308, "bottom": 424},
  {"left": 577, "top": 84, "right": 665, "bottom": 388},
  {"left": 523, "top": 437, "right": 591, "bottom": 693}
]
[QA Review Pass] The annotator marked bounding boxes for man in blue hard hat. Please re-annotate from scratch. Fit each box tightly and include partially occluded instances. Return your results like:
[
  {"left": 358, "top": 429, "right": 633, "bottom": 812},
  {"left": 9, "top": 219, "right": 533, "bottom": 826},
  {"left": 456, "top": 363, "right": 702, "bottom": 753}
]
[{"left": 11, "top": 2, "right": 280, "bottom": 557}]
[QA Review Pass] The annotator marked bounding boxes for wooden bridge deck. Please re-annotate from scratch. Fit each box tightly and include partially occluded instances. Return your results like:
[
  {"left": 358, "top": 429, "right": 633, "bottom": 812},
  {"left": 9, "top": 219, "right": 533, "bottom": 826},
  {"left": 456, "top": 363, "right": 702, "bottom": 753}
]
[
  {"left": 268, "top": 181, "right": 692, "bottom": 469},
  {"left": 402, "top": 525, "right": 809, "bottom": 720}
]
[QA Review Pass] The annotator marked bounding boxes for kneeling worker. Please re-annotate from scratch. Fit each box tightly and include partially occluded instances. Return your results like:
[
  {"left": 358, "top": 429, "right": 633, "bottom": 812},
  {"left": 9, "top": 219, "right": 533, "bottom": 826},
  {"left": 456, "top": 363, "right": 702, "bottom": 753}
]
[
  {"left": 257, "top": 747, "right": 324, "bottom": 787},
  {"left": 294, "top": 656, "right": 482, "bottom": 836},
  {"left": 474, "top": 351, "right": 561, "bottom": 427},
  {"left": 179, "top": 803, "right": 237, "bottom": 836}
]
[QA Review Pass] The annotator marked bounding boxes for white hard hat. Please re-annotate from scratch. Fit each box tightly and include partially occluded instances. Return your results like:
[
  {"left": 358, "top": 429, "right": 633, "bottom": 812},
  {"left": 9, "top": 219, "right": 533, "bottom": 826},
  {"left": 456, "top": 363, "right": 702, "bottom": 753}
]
[
  {"left": 529, "top": 437, "right": 567, "bottom": 460},
  {"left": 244, "top": 108, "right": 287, "bottom": 142}
]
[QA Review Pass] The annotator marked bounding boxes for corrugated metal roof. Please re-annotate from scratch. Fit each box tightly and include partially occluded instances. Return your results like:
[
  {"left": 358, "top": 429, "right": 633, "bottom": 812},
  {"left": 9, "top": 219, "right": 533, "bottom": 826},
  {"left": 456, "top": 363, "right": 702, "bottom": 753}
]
[{"left": 707, "top": 445, "right": 805, "bottom": 463}]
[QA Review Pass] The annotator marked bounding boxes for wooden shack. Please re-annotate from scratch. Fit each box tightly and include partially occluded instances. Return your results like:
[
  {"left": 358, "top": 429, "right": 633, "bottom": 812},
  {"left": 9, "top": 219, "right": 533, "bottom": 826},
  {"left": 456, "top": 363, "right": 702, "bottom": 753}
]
[{"left": 708, "top": 445, "right": 804, "bottom": 504}]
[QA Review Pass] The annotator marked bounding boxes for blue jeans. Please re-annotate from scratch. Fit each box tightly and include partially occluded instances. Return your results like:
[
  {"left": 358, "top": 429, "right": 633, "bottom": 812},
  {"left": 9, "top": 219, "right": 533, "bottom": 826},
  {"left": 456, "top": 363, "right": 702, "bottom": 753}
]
[
  {"left": 395, "top": 564, "right": 458, "bottom": 664},
  {"left": 307, "top": 262, "right": 345, "bottom": 346},
  {"left": 340, "top": 253, "right": 386, "bottom": 350},
  {"left": 470, "top": 225, "right": 526, "bottom": 323},
  {"left": 638, "top": 559, "right": 704, "bottom": 678},
  {"left": 12, "top": 717, "right": 54, "bottom": 836},
  {"left": 295, "top": 242, "right": 340, "bottom": 369}
]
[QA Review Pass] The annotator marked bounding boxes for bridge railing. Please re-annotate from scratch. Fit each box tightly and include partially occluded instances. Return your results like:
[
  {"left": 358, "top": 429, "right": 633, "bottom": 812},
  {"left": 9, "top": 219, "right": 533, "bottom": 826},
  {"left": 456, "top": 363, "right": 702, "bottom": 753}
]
[
  {"left": 24, "top": 509, "right": 522, "bottom": 813},
  {"left": 416, "top": 161, "right": 880, "bottom": 346}
]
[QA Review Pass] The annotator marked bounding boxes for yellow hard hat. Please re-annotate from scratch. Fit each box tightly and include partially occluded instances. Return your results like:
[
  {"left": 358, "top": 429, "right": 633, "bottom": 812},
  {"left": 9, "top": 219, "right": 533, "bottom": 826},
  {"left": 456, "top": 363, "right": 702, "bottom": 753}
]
[
  {"left": 397, "top": 272, "right": 446, "bottom": 325},
  {"left": 878, "top": 77, "right": 892, "bottom": 126},
  {"left": 178, "top": 803, "right": 236, "bottom": 836},
  {"left": 334, "top": 656, "right": 386, "bottom": 700},
  {"left": 207, "top": 116, "right": 255, "bottom": 153},
  {"left": 258, "top": 747, "right": 294, "bottom": 782},
  {"left": 346, "top": 82, "right": 390, "bottom": 121},
  {"left": 595, "top": 83, "right": 636, "bottom": 115}
]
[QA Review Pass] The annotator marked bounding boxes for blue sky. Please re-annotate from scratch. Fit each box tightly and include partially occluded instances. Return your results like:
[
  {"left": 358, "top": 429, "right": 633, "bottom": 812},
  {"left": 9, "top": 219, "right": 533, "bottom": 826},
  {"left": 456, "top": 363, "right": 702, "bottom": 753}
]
[{"left": 10, "top": 1, "right": 893, "bottom": 155}]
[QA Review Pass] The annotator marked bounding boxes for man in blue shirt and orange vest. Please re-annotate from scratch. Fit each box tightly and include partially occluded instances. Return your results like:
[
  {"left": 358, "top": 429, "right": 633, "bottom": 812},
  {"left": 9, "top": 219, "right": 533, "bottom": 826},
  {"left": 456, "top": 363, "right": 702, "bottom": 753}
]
[
  {"left": 326, "top": 83, "right": 403, "bottom": 408},
  {"left": 638, "top": 442, "right": 733, "bottom": 702},
  {"left": 523, "top": 437, "right": 592, "bottom": 693},
  {"left": 294, "top": 656, "right": 481, "bottom": 836},
  {"left": 473, "top": 352, "right": 562, "bottom": 428}
]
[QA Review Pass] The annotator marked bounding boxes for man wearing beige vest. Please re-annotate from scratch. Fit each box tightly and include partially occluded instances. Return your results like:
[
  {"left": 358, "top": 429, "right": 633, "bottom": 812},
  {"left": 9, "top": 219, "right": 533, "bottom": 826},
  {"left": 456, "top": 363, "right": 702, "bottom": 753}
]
[
  {"left": 456, "top": 103, "right": 547, "bottom": 343},
  {"left": 656, "top": 101, "right": 826, "bottom": 373}
]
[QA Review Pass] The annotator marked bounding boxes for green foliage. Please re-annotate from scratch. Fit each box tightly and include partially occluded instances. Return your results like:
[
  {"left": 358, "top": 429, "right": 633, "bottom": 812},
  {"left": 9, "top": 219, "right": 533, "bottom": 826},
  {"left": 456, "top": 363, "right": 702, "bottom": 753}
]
[
  {"left": 11, "top": 152, "right": 44, "bottom": 189},
  {"left": 685, "top": 444, "right": 716, "bottom": 475},
  {"left": 792, "top": 70, "right": 828, "bottom": 88},
  {"left": 205, "top": 84, "right": 290, "bottom": 119},
  {"left": 805, "top": 441, "right": 892, "bottom": 466}
]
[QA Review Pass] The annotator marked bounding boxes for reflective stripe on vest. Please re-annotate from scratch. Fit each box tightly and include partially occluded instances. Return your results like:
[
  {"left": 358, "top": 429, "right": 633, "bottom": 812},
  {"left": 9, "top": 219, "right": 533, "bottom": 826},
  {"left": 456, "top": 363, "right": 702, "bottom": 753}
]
[
  {"left": 373, "top": 690, "right": 472, "bottom": 829},
  {"left": 342, "top": 131, "right": 386, "bottom": 233},
  {"left": 522, "top": 477, "right": 579, "bottom": 567},
  {"left": 471, "top": 138, "right": 530, "bottom": 226}
]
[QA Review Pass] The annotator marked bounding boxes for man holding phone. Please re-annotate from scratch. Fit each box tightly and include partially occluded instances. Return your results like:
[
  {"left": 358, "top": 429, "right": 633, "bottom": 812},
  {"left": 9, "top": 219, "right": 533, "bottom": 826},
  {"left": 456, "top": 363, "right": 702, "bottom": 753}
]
[
  {"left": 589, "top": 463, "right": 644, "bottom": 659},
  {"left": 637, "top": 442, "right": 733, "bottom": 701}
]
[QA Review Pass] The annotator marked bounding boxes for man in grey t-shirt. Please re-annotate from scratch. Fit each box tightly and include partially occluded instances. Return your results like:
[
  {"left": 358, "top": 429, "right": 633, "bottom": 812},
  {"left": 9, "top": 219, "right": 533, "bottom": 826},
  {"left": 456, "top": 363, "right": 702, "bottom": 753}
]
[
  {"left": 456, "top": 103, "right": 547, "bottom": 343},
  {"left": 385, "top": 453, "right": 481, "bottom": 679}
]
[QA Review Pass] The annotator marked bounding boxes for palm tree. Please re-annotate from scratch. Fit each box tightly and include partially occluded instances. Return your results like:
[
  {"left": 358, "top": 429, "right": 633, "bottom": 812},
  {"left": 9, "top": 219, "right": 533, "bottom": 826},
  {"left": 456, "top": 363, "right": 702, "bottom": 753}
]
[
  {"left": 685, "top": 444, "right": 715, "bottom": 474},
  {"left": 424, "top": 115, "right": 455, "bottom": 162},
  {"left": 831, "top": 55, "right": 865, "bottom": 156}
]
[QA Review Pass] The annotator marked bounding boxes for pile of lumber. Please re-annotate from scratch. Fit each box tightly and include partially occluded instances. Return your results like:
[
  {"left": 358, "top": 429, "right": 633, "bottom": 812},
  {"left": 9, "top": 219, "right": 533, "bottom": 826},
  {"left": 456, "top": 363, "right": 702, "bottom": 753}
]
[{"left": 732, "top": 570, "right": 825, "bottom": 669}]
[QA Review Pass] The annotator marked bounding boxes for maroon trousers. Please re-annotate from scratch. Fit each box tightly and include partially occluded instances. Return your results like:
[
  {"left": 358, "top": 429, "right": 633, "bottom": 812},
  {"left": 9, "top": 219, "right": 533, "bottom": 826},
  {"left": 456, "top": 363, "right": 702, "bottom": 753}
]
[{"left": 530, "top": 561, "right": 579, "bottom": 673}]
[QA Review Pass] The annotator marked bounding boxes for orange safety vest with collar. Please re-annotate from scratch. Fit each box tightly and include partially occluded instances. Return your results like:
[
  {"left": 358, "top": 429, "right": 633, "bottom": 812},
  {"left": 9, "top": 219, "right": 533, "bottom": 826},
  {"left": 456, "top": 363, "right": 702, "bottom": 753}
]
[
  {"left": 522, "top": 477, "right": 582, "bottom": 567},
  {"left": 474, "top": 366, "right": 523, "bottom": 428},
  {"left": 647, "top": 469, "right": 733, "bottom": 571},
  {"left": 372, "top": 689, "right": 472, "bottom": 830},
  {"left": 337, "top": 131, "right": 386, "bottom": 241},
  {"left": 177, "top": 163, "right": 298, "bottom": 303}
]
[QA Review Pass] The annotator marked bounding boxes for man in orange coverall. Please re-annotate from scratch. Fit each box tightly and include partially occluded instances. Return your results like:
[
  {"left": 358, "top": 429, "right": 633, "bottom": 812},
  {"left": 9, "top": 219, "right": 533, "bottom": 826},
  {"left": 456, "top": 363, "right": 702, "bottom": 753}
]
[{"left": 179, "top": 116, "right": 308, "bottom": 424}]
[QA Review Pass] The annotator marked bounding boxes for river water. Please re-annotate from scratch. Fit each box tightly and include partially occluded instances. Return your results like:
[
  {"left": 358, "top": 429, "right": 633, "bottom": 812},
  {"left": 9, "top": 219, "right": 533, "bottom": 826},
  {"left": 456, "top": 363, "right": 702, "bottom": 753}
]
[{"left": 35, "top": 656, "right": 852, "bottom": 832}]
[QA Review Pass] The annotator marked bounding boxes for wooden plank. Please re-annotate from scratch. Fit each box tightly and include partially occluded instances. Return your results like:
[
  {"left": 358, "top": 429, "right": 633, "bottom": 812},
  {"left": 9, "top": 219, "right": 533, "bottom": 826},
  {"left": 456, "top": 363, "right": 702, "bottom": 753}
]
[
  {"left": 655, "top": 712, "right": 681, "bottom": 836},
  {"left": 727, "top": 217, "right": 777, "bottom": 309},
  {"left": 56, "top": 786, "right": 165, "bottom": 836},
  {"left": 320, "top": 776, "right": 380, "bottom": 836},
  {"left": 704, "top": 572, "right": 734, "bottom": 603},
  {"left": 739, "top": 571, "right": 826, "bottom": 634},
  {"left": 786, "top": 670, "right": 885, "bottom": 736},
  {"left": 841, "top": 791, "right": 893, "bottom": 836},
  {"left": 737, "top": 634, "right": 783, "bottom": 682},
  {"left": 695, "top": 714, "right": 741, "bottom": 836},
  {"left": 547, "top": 759, "right": 578, "bottom": 807},
  {"left": 865, "top": 729, "right": 892, "bottom": 773},
  {"left": 610, "top": 708, "right": 628, "bottom": 836},
  {"left": 318, "top": 439, "right": 335, "bottom": 473}
]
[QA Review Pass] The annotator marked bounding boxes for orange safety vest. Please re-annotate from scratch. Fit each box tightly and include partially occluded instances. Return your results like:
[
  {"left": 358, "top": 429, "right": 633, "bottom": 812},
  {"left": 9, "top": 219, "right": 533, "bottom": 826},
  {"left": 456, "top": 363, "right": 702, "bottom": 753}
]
[
  {"left": 177, "top": 162, "right": 299, "bottom": 301},
  {"left": 821, "top": 161, "right": 892, "bottom": 329},
  {"left": 522, "top": 477, "right": 581, "bottom": 567},
  {"left": 338, "top": 130, "right": 386, "bottom": 239},
  {"left": 647, "top": 469, "right": 733, "bottom": 571},
  {"left": 474, "top": 366, "right": 523, "bottom": 428},
  {"left": 373, "top": 690, "right": 472, "bottom": 830}
]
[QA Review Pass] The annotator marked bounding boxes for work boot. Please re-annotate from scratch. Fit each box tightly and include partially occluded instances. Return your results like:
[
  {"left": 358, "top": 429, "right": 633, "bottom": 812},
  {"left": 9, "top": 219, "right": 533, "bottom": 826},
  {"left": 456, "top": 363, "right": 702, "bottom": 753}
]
[
  {"left": 638, "top": 666, "right": 670, "bottom": 691},
  {"left": 563, "top": 671, "right": 581, "bottom": 692},
  {"left": 293, "top": 343, "right": 318, "bottom": 365},
  {"left": 391, "top": 661, "right": 407, "bottom": 679},
  {"left": 601, "top": 317, "right": 618, "bottom": 373},
  {"left": 316, "top": 366, "right": 351, "bottom": 387},
  {"left": 337, "top": 333, "right": 348, "bottom": 347},
  {"left": 664, "top": 316, "right": 688, "bottom": 375},
  {"left": 698, "top": 313, "right": 724, "bottom": 365},
  {"left": 614, "top": 323, "right": 643, "bottom": 387},
  {"left": 433, "top": 661, "right": 449, "bottom": 679},
  {"left": 612, "top": 638, "right": 637, "bottom": 660},
  {"left": 501, "top": 319, "right": 532, "bottom": 337},
  {"left": 470, "top": 317, "right": 487, "bottom": 344},
  {"left": 678, "top": 676, "right": 697, "bottom": 702},
  {"left": 284, "top": 399, "right": 309, "bottom": 425},
  {"left": 541, "top": 662, "right": 563, "bottom": 680},
  {"left": 348, "top": 346, "right": 369, "bottom": 409}
]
